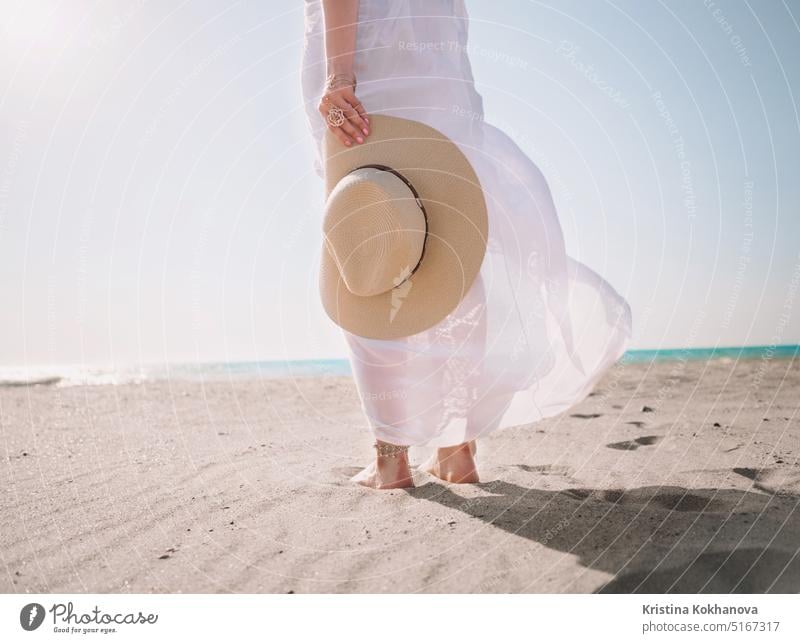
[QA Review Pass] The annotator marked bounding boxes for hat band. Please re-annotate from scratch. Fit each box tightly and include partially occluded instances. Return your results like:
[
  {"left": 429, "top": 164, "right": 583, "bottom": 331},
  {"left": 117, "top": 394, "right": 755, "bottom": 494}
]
[{"left": 352, "top": 164, "right": 429, "bottom": 290}]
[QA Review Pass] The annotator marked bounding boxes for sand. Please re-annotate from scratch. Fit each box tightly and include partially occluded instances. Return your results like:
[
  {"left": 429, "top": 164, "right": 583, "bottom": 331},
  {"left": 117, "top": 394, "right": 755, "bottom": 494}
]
[{"left": 1, "top": 356, "right": 799, "bottom": 593}]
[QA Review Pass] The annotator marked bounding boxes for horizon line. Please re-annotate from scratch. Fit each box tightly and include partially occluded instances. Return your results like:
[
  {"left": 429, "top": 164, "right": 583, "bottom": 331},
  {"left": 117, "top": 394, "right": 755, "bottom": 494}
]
[{"left": 3, "top": 343, "right": 798, "bottom": 371}]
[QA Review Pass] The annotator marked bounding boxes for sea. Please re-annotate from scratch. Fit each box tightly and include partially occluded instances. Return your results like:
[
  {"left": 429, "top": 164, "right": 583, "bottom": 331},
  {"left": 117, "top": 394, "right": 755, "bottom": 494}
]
[{"left": 0, "top": 345, "right": 797, "bottom": 388}]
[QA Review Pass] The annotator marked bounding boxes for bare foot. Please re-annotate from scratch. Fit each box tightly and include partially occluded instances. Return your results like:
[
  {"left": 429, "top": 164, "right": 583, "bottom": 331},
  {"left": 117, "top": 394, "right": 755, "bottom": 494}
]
[
  {"left": 422, "top": 441, "right": 479, "bottom": 483},
  {"left": 351, "top": 444, "right": 414, "bottom": 489}
]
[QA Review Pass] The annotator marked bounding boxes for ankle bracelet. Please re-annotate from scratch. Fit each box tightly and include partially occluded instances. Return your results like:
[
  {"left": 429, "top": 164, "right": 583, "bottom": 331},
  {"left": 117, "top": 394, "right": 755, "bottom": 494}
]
[{"left": 374, "top": 442, "right": 409, "bottom": 458}]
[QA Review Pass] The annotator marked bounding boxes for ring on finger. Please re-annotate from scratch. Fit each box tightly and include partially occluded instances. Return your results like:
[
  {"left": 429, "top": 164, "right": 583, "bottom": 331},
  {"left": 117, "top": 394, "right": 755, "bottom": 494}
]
[{"left": 326, "top": 105, "right": 346, "bottom": 127}]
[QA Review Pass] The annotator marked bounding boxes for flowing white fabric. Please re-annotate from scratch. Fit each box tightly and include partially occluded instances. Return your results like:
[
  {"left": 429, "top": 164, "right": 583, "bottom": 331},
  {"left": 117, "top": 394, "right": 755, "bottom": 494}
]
[{"left": 301, "top": 0, "right": 632, "bottom": 447}]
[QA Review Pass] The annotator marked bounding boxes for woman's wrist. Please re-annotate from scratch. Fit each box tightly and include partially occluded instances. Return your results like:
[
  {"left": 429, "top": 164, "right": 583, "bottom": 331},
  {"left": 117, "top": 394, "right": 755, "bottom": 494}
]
[
  {"left": 327, "top": 62, "right": 354, "bottom": 77},
  {"left": 325, "top": 68, "right": 356, "bottom": 91}
]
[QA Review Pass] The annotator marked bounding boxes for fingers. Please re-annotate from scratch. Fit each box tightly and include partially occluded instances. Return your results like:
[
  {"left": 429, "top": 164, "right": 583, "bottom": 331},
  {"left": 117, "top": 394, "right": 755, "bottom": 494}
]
[
  {"left": 338, "top": 114, "right": 364, "bottom": 145},
  {"left": 342, "top": 91, "right": 369, "bottom": 135},
  {"left": 318, "top": 90, "right": 370, "bottom": 147},
  {"left": 318, "top": 100, "right": 349, "bottom": 146},
  {"left": 326, "top": 119, "right": 355, "bottom": 148},
  {"left": 321, "top": 102, "right": 359, "bottom": 146},
  {"left": 352, "top": 98, "right": 368, "bottom": 123}
]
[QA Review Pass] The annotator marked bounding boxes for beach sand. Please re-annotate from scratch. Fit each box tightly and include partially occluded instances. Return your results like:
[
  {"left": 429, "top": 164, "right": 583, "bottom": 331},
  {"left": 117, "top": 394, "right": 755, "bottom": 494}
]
[{"left": 2, "top": 356, "right": 799, "bottom": 593}]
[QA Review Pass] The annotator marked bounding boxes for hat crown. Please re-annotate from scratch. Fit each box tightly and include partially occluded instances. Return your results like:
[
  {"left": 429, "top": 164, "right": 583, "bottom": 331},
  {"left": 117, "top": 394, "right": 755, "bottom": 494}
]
[{"left": 323, "top": 167, "right": 426, "bottom": 297}]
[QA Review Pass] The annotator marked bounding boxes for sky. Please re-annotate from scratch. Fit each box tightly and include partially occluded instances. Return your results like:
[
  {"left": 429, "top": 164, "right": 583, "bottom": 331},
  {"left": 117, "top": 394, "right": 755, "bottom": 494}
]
[{"left": 1, "top": 0, "right": 798, "bottom": 367}]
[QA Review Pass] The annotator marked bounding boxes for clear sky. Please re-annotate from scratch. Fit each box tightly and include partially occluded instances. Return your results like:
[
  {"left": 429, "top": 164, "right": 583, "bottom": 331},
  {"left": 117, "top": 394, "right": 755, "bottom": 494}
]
[{"left": 1, "top": 0, "right": 798, "bottom": 367}]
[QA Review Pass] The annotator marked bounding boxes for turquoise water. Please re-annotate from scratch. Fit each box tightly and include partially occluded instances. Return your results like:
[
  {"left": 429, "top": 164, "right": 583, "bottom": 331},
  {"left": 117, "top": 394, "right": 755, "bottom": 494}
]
[
  {"left": 619, "top": 344, "right": 799, "bottom": 364},
  {"left": 231, "top": 344, "right": 799, "bottom": 376},
  {"left": 1, "top": 345, "right": 797, "bottom": 387}
]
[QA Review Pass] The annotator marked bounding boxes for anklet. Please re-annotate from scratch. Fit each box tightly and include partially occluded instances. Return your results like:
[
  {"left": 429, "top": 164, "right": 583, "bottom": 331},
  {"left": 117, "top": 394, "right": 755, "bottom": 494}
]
[{"left": 374, "top": 442, "right": 409, "bottom": 458}]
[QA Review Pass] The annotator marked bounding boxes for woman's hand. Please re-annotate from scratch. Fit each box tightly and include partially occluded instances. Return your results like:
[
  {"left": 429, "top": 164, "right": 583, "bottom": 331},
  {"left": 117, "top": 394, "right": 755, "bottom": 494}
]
[{"left": 318, "top": 74, "right": 369, "bottom": 147}]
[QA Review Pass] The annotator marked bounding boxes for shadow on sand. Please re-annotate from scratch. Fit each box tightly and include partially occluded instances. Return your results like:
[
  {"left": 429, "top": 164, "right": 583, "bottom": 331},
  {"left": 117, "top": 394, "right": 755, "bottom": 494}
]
[{"left": 408, "top": 477, "right": 800, "bottom": 593}]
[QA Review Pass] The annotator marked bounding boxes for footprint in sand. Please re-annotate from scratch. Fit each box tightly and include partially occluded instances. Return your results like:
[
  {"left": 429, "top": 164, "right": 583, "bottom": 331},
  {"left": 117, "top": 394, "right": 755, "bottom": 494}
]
[
  {"left": 606, "top": 435, "right": 663, "bottom": 451},
  {"left": 562, "top": 486, "right": 743, "bottom": 513},
  {"left": 515, "top": 464, "right": 574, "bottom": 476},
  {"left": 509, "top": 463, "right": 582, "bottom": 485},
  {"left": 733, "top": 467, "right": 800, "bottom": 495}
]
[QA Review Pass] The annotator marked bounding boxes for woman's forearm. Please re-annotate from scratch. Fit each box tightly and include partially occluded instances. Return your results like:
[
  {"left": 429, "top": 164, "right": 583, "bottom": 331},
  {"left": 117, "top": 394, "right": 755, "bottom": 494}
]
[
  {"left": 322, "top": 0, "right": 359, "bottom": 75},
  {"left": 317, "top": 0, "right": 368, "bottom": 148}
]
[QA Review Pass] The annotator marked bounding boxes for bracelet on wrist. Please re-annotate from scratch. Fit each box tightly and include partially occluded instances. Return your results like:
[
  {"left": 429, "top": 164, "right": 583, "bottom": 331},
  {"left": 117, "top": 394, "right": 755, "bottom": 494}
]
[{"left": 325, "top": 72, "right": 356, "bottom": 91}]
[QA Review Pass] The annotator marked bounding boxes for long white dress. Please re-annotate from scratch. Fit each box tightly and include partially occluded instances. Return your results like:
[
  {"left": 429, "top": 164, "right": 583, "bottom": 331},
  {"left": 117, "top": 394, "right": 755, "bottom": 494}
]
[{"left": 301, "top": 0, "right": 632, "bottom": 448}]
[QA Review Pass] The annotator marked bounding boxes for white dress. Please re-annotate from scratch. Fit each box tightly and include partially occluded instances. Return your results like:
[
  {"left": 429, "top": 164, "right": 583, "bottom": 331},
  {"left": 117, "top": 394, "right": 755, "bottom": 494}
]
[{"left": 302, "top": 0, "right": 632, "bottom": 448}]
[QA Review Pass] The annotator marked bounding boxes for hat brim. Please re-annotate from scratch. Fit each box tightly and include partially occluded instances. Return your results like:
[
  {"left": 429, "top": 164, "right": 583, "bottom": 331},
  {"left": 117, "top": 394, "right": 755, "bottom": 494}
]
[{"left": 320, "top": 114, "right": 488, "bottom": 340}]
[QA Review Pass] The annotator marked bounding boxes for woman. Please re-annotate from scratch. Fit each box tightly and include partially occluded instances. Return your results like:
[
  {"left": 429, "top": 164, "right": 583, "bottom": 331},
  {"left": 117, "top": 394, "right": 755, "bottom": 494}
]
[{"left": 302, "top": 0, "right": 632, "bottom": 489}]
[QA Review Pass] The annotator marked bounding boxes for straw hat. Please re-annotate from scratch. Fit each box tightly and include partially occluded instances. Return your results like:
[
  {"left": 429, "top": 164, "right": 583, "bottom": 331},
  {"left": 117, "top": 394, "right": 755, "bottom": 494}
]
[{"left": 320, "top": 114, "right": 488, "bottom": 339}]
